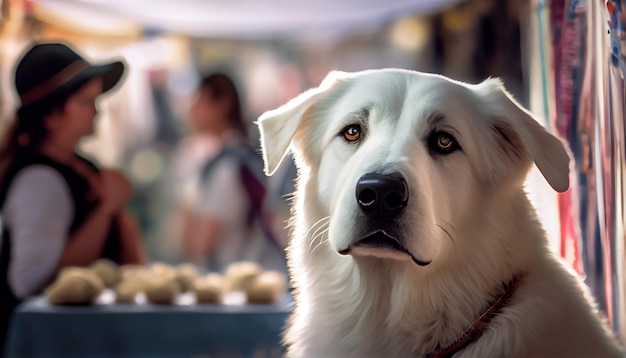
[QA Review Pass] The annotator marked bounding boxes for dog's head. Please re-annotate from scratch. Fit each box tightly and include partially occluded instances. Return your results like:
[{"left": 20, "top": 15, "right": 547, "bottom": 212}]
[{"left": 258, "top": 69, "right": 569, "bottom": 268}]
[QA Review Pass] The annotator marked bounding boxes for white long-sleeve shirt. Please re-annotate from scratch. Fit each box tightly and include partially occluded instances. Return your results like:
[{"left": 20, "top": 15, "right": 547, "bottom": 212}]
[{"left": 2, "top": 165, "right": 73, "bottom": 298}]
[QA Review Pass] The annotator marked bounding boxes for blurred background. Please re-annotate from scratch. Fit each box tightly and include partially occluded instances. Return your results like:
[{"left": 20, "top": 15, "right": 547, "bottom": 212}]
[{"left": 1, "top": 0, "right": 625, "bottom": 348}]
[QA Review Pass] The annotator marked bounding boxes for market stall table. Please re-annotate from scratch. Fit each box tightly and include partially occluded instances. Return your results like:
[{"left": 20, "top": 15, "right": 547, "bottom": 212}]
[{"left": 4, "top": 292, "right": 292, "bottom": 357}]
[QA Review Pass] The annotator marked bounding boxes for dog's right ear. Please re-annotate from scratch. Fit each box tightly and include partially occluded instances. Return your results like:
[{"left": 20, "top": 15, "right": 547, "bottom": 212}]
[{"left": 257, "top": 71, "right": 347, "bottom": 176}]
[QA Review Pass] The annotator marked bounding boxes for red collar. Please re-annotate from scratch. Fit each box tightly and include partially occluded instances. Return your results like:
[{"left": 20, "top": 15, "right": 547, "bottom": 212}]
[{"left": 427, "top": 274, "right": 523, "bottom": 358}]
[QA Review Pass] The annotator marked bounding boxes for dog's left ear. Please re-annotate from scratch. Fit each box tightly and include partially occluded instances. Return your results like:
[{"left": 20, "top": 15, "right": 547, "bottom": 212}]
[
  {"left": 257, "top": 71, "right": 348, "bottom": 175},
  {"left": 474, "top": 78, "right": 570, "bottom": 192}
]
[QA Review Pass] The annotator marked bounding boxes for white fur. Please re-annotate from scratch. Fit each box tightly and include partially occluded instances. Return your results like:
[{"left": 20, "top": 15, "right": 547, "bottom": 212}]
[{"left": 257, "top": 69, "right": 624, "bottom": 357}]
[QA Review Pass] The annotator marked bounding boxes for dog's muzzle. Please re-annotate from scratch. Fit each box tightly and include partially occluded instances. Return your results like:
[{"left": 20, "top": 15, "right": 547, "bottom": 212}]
[
  {"left": 355, "top": 172, "right": 408, "bottom": 217},
  {"left": 337, "top": 172, "right": 430, "bottom": 266}
]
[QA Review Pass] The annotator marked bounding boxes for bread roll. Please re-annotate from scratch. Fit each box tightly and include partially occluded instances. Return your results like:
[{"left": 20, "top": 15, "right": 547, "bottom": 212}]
[
  {"left": 224, "top": 261, "right": 261, "bottom": 292},
  {"left": 46, "top": 267, "right": 104, "bottom": 305},
  {"left": 144, "top": 275, "right": 180, "bottom": 304},
  {"left": 115, "top": 278, "right": 142, "bottom": 303},
  {"left": 119, "top": 264, "right": 142, "bottom": 279},
  {"left": 176, "top": 264, "right": 199, "bottom": 292},
  {"left": 193, "top": 273, "right": 224, "bottom": 304},
  {"left": 89, "top": 258, "right": 119, "bottom": 287},
  {"left": 245, "top": 271, "right": 287, "bottom": 304}
]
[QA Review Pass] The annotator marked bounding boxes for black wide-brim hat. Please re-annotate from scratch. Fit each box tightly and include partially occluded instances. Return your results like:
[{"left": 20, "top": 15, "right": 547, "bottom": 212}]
[{"left": 14, "top": 42, "right": 126, "bottom": 115}]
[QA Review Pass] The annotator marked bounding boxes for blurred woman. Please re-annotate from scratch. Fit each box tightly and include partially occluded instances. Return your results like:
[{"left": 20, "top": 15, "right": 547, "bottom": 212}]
[
  {"left": 181, "top": 73, "right": 286, "bottom": 273},
  {"left": 0, "top": 42, "right": 144, "bottom": 350}
]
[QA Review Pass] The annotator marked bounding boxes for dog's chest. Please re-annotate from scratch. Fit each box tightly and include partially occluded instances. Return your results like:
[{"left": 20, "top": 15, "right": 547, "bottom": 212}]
[{"left": 291, "top": 282, "right": 458, "bottom": 357}]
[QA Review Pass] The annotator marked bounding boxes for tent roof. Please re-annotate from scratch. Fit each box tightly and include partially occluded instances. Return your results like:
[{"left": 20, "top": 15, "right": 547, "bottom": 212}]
[{"left": 30, "top": 0, "right": 463, "bottom": 41}]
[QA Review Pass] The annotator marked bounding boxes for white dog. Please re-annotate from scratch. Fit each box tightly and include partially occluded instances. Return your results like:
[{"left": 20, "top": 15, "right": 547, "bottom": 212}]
[{"left": 257, "top": 69, "right": 623, "bottom": 357}]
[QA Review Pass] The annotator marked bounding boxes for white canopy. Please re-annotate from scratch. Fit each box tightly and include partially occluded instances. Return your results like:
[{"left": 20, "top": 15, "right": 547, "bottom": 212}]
[{"left": 31, "top": 0, "right": 463, "bottom": 41}]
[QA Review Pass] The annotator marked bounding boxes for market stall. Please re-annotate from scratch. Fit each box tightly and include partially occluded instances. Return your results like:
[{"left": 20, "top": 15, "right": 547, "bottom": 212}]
[
  {"left": 6, "top": 295, "right": 290, "bottom": 357},
  {"left": 0, "top": 0, "right": 624, "bottom": 355}
]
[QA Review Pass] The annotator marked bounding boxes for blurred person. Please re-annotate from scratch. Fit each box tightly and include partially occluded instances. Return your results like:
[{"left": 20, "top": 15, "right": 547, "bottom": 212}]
[
  {"left": 180, "top": 73, "right": 286, "bottom": 273},
  {"left": 0, "top": 42, "right": 144, "bottom": 351},
  {"left": 146, "top": 72, "right": 220, "bottom": 264},
  {"left": 165, "top": 82, "right": 220, "bottom": 260}
]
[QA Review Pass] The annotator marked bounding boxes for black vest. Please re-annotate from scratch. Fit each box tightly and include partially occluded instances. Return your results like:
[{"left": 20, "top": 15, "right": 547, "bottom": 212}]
[{"left": 0, "top": 151, "right": 122, "bottom": 352}]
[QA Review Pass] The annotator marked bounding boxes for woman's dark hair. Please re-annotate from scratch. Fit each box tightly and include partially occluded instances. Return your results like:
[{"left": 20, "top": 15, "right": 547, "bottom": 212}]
[
  {"left": 0, "top": 79, "right": 87, "bottom": 181},
  {"left": 200, "top": 73, "right": 247, "bottom": 138}
]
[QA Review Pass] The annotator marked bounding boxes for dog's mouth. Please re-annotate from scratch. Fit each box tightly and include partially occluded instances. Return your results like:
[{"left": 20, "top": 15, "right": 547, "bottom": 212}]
[{"left": 338, "top": 230, "right": 430, "bottom": 266}]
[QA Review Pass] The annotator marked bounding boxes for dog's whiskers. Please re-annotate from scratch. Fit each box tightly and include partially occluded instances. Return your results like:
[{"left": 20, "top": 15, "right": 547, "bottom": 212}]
[
  {"left": 435, "top": 219, "right": 457, "bottom": 246},
  {"left": 306, "top": 216, "right": 330, "bottom": 250},
  {"left": 305, "top": 216, "right": 330, "bottom": 237},
  {"left": 310, "top": 228, "right": 330, "bottom": 254}
]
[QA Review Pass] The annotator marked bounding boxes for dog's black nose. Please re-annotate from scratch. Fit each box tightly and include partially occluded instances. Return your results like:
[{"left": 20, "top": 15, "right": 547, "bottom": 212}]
[{"left": 356, "top": 172, "right": 408, "bottom": 217}]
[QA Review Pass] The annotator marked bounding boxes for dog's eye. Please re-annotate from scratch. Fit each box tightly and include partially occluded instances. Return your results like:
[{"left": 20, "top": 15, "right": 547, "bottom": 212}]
[
  {"left": 438, "top": 134, "right": 454, "bottom": 150},
  {"left": 343, "top": 124, "right": 362, "bottom": 142},
  {"left": 429, "top": 131, "right": 460, "bottom": 154}
]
